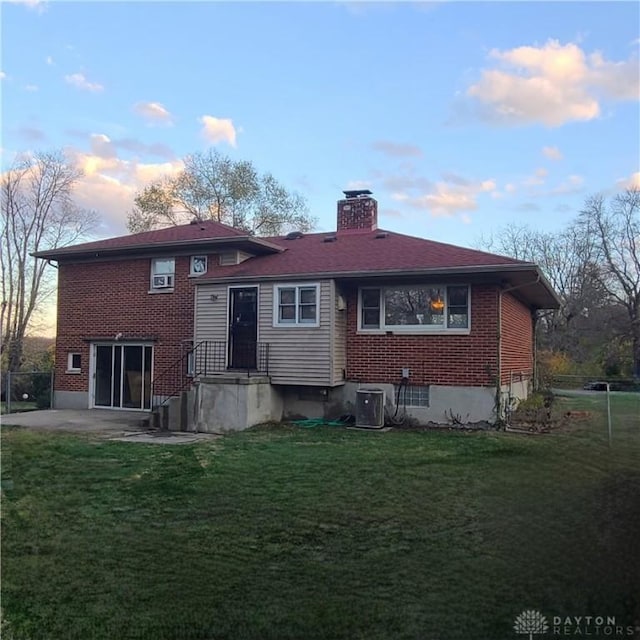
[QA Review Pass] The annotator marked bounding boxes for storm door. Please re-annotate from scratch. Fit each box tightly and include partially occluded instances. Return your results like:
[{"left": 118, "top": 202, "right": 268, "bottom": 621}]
[{"left": 228, "top": 287, "right": 258, "bottom": 370}]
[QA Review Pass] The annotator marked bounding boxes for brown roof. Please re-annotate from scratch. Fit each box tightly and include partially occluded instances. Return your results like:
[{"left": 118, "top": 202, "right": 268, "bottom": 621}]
[
  {"left": 33, "top": 220, "right": 282, "bottom": 259},
  {"left": 33, "top": 220, "right": 559, "bottom": 308}
]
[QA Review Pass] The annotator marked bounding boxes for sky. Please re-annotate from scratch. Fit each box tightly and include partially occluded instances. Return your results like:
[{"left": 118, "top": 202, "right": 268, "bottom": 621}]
[{"left": 1, "top": 0, "right": 639, "bottom": 251}]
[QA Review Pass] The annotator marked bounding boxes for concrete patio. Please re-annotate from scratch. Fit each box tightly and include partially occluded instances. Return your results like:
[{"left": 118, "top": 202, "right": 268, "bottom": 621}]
[{"left": 0, "top": 409, "right": 220, "bottom": 444}]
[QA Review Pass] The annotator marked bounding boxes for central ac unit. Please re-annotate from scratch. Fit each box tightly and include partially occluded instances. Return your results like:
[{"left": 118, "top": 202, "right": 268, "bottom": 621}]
[{"left": 355, "top": 388, "right": 385, "bottom": 428}]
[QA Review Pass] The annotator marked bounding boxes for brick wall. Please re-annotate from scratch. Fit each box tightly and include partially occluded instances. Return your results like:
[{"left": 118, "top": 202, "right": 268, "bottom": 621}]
[
  {"left": 500, "top": 292, "right": 533, "bottom": 384},
  {"left": 337, "top": 197, "right": 378, "bottom": 232},
  {"left": 345, "top": 284, "right": 499, "bottom": 386},
  {"left": 54, "top": 254, "right": 214, "bottom": 399}
]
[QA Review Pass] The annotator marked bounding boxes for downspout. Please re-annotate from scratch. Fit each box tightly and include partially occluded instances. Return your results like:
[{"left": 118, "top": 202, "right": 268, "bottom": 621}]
[
  {"left": 532, "top": 311, "right": 539, "bottom": 391},
  {"left": 497, "top": 274, "right": 543, "bottom": 422},
  {"left": 496, "top": 289, "right": 503, "bottom": 423}
]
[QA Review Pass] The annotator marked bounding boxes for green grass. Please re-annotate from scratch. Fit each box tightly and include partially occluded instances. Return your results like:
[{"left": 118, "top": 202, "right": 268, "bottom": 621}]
[
  {"left": 1, "top": 401, "right": 38, "bottom": 415},
  {"left": 1, "top": 394, "right": 639, "bottom": 640}
]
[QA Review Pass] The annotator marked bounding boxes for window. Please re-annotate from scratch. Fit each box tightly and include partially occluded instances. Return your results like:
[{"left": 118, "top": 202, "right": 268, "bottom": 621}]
[
  {"left": 151, "top": 258, "right": 175, "bottom": 290},
  {"left": 359, "top": 285, "right": 469, "bottom": 332},
  {"left": 67, "top": 352, "right": 81, "bottom": 373},
  {"left": 190, "top": 256, "right": 207, "bottom": 276},
  {"left": 394, "top": 384, "right": 430, "bottom": 407},
  {"left": 274, "top": 284, "right": 320, "bottom": 326}
]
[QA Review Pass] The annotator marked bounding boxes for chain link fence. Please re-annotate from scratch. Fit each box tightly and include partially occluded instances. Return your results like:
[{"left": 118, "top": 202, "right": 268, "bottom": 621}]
[
  {"left": 549, "top": 374, "right": 639, "bottom": 446},
  {"left": 1, "top": 371, "right": 53, "bottom": 414}
]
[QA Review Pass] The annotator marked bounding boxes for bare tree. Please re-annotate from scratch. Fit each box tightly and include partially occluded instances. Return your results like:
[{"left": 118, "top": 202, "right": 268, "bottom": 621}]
[
  {"left": 127, "top": 149, "right": 316, "bottom": 235},
  {"left": 580, "top": 189, "right": 640, "bottom": 376},
  {"left": 478, "top": 222, "right": 606, "bottom": 351},
  {"left": 1, "top": 151, "right": 97, "bottom": 372}
]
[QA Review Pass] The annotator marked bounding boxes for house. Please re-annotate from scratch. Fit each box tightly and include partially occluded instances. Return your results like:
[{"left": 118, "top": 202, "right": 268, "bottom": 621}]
[{"left": 35, "top": 190, "right": 559, "bottom": 430}]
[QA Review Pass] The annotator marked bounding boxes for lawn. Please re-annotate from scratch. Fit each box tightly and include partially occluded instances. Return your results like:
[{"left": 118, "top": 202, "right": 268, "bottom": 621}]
[{"left": 1, "top": 394, "right": 639, "bottom": 640}]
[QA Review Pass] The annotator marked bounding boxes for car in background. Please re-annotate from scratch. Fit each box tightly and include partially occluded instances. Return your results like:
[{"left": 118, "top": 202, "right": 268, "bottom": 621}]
[{"left": 583, "top": 381, "right": 609, "bottom": 391}]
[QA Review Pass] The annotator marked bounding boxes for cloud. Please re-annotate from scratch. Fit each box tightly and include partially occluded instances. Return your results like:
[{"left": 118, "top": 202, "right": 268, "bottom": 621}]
[
  {"left": 542, "top": 146, "right": 563, "bottom": 161},
  {"left": 24, "top": 84, "right": 39, "bottom": 92},
  {"left": 0, "top": 71, "right": 6, "bottom": 80},
  {"left": 550, "top": 174, "right": 584, "bottom": 195},
  {"left": 523, "top": 167, "right": 548, "bottom": 187},
  {"left": 199, "top": 115, "right": 237, "bottom": 146},
  {"left": 390, "top": 175, "right": 498, "bottom": 218},
  {"left": 466, "top": 39, "right": 639, "bottom": 127},
  {"left": 18, "top": 125, "right": 47, "bottom": 142},
  {"left": 133, "top": 101, "right": 173, "bottom": 125},
  {"left": 66, "top": 147, "right": 184, "bottom": 233},
  {"left": 616, "top": 171, "right": 640, "bottom": 190},
  {"left": 371, "top": 140, "right": 423, "bottom": 158},
  {"left": 116, "top": 138, "right": 175, "bottom": 160},
  {"left": 89, "top": 133, "right": 117, "bottom": 159},
  {"left": 7, "top": 0, "right": 47, "bottom": 12},
  {"left": 370, "top": 167, "right": 433, "bottom": 193},
  {"left": 65, "top": 72, "right": 104, "bottom": 93},
  {"left": 516, "top": 202, "right": 541, "bottom": 212},
  {"left": 45, "top": 56, "right": 54, "bottom": 65}
]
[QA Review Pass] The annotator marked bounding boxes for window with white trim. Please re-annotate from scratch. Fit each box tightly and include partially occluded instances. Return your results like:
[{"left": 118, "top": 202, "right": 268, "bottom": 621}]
[
  {"left": 359, "top": 285, "right": 470, "bottom": 331},
  {"left": 190, "top": 256, "right": 207, "bottom": 276},
  {"left": 274, "top": 284, "right": 320, "bottom": 326},
  {"left": 67, "top": 352, "right": 81, "bottom": 373},
  {"left": 150, "top": 258, "right": 175, "bottom": 290}
]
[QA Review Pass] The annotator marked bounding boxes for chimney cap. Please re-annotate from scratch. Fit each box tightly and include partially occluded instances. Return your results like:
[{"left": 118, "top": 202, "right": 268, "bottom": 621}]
[{"left": 343, "top": 189, "right": 373, "bottom": 199}]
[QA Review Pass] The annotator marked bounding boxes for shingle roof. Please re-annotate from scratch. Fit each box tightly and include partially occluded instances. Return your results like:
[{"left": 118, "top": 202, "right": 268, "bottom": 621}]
[
  {"left": 205, "top": 229, "right": 530, "bottom": 279},
  {"left": 50, "top": 219, "right": 245, "bottom": 253},
  {"left": 33, "top": 219, "right": 282, "bottom": 259}
]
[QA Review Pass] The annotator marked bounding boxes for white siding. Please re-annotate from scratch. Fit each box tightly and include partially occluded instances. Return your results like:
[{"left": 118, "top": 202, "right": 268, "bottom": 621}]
[
  {"left": 260, "top": 281, "right": 332, "bottom": 385},
  {"left": 195, "top": 279, "right": 346, "bottom": 386},
  {"left": 195, "top": 284, "right": 228, "bottom": 344}
]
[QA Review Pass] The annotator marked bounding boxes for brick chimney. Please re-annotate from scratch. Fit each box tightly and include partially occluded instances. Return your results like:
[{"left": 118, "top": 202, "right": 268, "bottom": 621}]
[{"left": 337, "top": 190, "right": 378, "bottom": 232}]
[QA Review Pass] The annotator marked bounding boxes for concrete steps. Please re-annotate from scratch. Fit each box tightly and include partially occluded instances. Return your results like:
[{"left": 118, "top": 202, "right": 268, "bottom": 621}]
[{"left": 150, "top": 386, "right": 198, "bottom": 432}]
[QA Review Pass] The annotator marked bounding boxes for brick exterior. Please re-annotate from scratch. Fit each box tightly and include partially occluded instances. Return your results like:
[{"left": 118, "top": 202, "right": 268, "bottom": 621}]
[
  {"left": 54, "top": 254, "right": 215, "bottom": 400},
  {"left": 337, "top": 197, "right": 378, "bottom": 232},
  {"left": 344, "top": 284, "right": 500, "bottom": 387},
  {"left": 500, "top": 292, "right": 534, "bottom": 384}
]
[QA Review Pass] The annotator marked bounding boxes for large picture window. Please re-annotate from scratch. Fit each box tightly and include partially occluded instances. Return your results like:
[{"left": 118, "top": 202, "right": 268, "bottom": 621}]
[
  {"left": 359, "top": 285, "right": 470, "bottom": 332},
  {"left": 274, "top": 284, "right": 320, "bottom": 327}
]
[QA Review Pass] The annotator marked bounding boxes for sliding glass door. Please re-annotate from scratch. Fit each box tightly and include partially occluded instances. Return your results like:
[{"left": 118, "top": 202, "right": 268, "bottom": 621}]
[{"left": 93, "top": 344, "right": 152, "bottom": 410}]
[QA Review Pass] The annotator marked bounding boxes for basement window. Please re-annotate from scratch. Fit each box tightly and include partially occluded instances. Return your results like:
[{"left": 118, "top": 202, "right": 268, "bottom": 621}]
[
  {"left": 67, "top": 352, "right": 81, "bottom": 373},
  {"left": 394, "top": 384, "right": 430, "bottom": 407}
]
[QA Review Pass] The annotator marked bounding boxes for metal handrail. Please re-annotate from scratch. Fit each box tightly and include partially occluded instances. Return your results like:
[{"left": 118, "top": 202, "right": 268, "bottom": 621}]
[{"left": 151, "top": 341, "right": 270, "bottom": 407}]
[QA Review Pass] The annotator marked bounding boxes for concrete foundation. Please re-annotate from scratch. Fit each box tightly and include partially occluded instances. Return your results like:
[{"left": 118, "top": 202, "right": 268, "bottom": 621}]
[
  {"left": 334, "top": 382, "right": 500, "bottom": 425},
  {"left": 53, "top": 390, "right": 89, "bottom": 409},
  {"left": 196, "top": 375, "right": 283, "bottom": 433}
]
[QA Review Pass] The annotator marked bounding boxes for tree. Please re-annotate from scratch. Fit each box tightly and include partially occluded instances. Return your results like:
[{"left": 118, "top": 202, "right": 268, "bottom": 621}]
[
  {"left": 1, "top": 151, "right": 97, "bottom": 372},
  {"left": 478, "top": 221, "right": 607, "bottom": 356},
  {"left": 580, "top": 189, "right": 640, "bottom": 377},
  {"left": 127, "top": 149, "right": 316, "bottom": 235}
]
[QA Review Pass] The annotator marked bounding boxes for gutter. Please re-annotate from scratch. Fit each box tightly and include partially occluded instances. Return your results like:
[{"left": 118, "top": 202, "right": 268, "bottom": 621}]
[
  {"left": 196, "top": 262, "right": 548, "bottom": 283},
  {"left": 32, "top": 235, "right": 285, "bottom": 260}
]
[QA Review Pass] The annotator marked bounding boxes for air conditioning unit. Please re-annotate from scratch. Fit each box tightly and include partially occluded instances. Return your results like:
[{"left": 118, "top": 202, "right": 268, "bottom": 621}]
[
  {"left": 356, "top": 388, "right": 385, "bottom": 429},
  {"left": 153, "top": 275, "right": 173, "bottom": 288}
]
